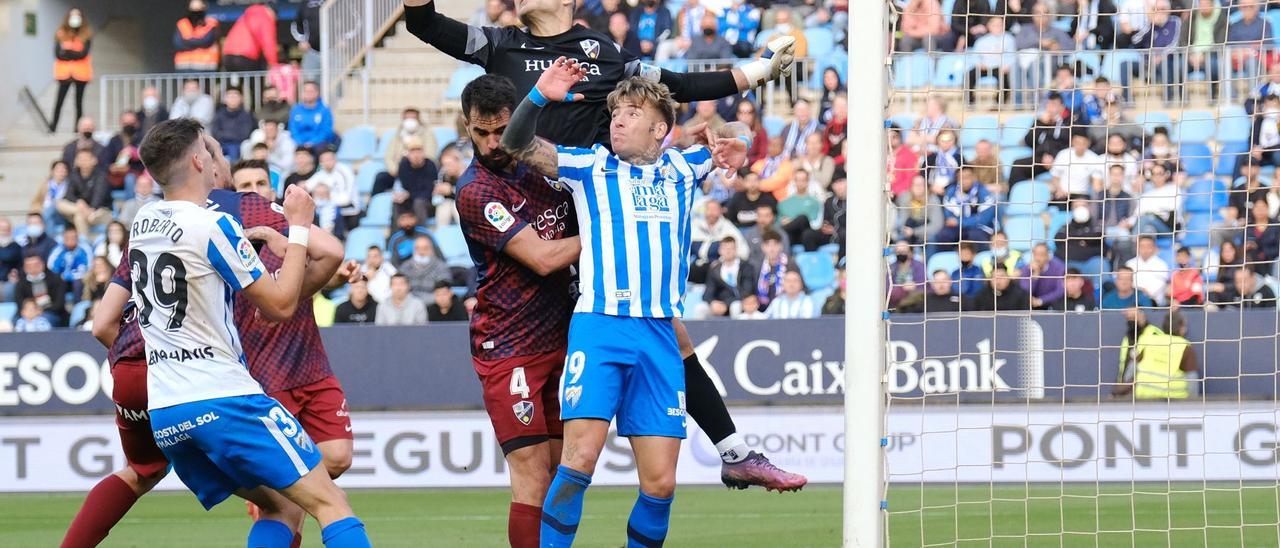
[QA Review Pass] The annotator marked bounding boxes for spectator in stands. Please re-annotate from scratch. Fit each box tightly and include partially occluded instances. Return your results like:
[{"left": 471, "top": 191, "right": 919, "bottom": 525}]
[
  {"left": 1125, "top": 236, "right": 1171, "bottom": 304},
  {"left": 95, "top": 221, "right": 126, "bottom": 268},
  {"left": 965, "top": 16, "right": 1014, "bottom": 106},
  {"left": 1071, "top": 0, "right": 1117, "bottom": 50},
  {"left": 135, "top": 87, "right": 169, "bottom": 138},
  {"left": 1181, "top": 0, "right": 1226, "bottom": 101},
  {"left": 909, "top": 97, "right": 955, "bottom": 152},
  {"left": 375, "top": 274, "right": 427, "bottom": 326},
  {"left": 629, "top": 0, "right": 672, "bottom": 59},
  {"left": 980, "top": 230, "right": 1021, "bottom": 276},
  {"left": 973, "top": 263, "right": 1030, "bottom": 311},
  {"left": 49, "top": 8, "right": 93, "bottom": 134},
  {"left": 0, "top": 219, "right": 20, "bottom": 297},
  {"left": 798, "top": 133, "right": 835, "bottom": 190},
  {"left": 1226, "top": 162, "right": 1269, "bottom": 235},
  {"left": 1225, "top": 267, "right": 1277, "bottom": 308},
  {"left": 210, "top": 88, "right": 256, "bottom": 161},
  {"left": 681, "top": 101, "right": 726, "bottom": 143},
  {"left": 1168, "top": 246, "right": 1206, "bottom": 306},
  {"left": 743, "top": 205, "right": 789, "bottom": 266},
  {"left": 290, "top": 81, "right": 337, "bottom": 149},
  {"left": 580, "top": 0, "right": 623, "bottom": 32},
  {"left": 118, "top": 173, "right": 158, "bottom": 226},
  {"left": 1243, "top": 95, "right": 1280, "bottom": 173},
  {"left": 257, "top": 86, "right": 292, "bottom": 125},
  {"left": 674, "top": 0, "right": 706, "bottom": 39},
  {"left": 704, "top": 236, "right": 757, "bottom": 317},
  {"left": 363, "top": 246, "right": 396, "bottom": 303},
  {"left": 223, "top": 0, "right": 277, "bottom": 71},
  {"left": 1142, "top": 129, "right": 1176, "bottom": 171},
  {"left": 691, "top": 200, "right": 749, "bottom": 279},
  {"left": 734, "top": 98, "right": 768, "bottom": 163},
  {"left": 32, "top": 160, "right": 70, "bottom": 233},
  {"left": 1097, "top": 132, "right": 1142, "bottom": 183},
  {"left": 1119, "top": 0, "right": 1183, "bottom": 104},
  {"left": 936, "top": 167, "right": 997, "bottom": 252},
  {"left": 1244, "top": 199, "right": 1280, "bottom": 274},
  {"left": 241, "top": 120, "right": 296, "bottom": 175},
  {"left": 765, "top": 270, "right": 818, "bottom": 319},
  {"left": 1053, "top": 268, "right": 1097, "bottom": 312},
  {"left": 1134, "top": 162, "right": 1180, "bottom": 237},
  {"left": 307, "top": 147, "right": 361, "bottom": 230},
  {"left": 968, "top": 139, "right": 1002, "bottom": 195},
  {"left": 400, "top": 235, "right": 450, "bottom": 301},
  {"left": 388, "top": 211, "right": 435, "bottom": 267},
  {"left": 734, "top": 294, "right": 767, "bottom": 319},
  {"left": 888, "top": 240, "right": 926, "bottom": 309},
  {"left": 894, "top": 175, "right": 942, "bottom": 246},
  {"left": 392, "top": 137, "right": 439, "bottom": 223},
  {"left": 780, "top": 99, "right": 820, "bottom": 160},
  {"left": 19, "top": 213, "right": 55, "bottom": 261},
  {"left": 1051, "top": 131, "right": 1105, "bottom": 201},
  {"left": 1226, "top": 0, "right": 1271, "bottom": 82},
  {"left": 472, "top": 0, "right": 511, "bottom": 27},
  {"left": 922, "top": 129, "right": 961, "bottom": 188},
  {"left": 61, "top": 117, "right": 104, "bottom": 168},
  {"left": 335, "top": 279, "right": 377, "bottom": 324},
  {"left": 169, "top": 79, "right": 214, "bottom": 126},
  {"left": 752, "top": 137, "right": 795, "bottom": 201},
  {"left": 1247, "top": 61, "right": 1280, "bottom": 113},
  {"left": 1080, "top": 78, "right": 1118, "bottom": 125},
  {"left": 310, "top": 183, "right": 342, "bottom": 237},
  {"left": 1047, "top": 65, "right": 1088, "bottom": 123},
  {"left": 48, "top": 225, "right": 89, "bottom": 288},
  {"left": 819, "top": 68, "right": 846, "bottom": 124},
  {"left": 103, "top": 111, "right": 145, "bottom": 191},
  {"left": 283, "top": 147, "right": 317, "bottom": 193},
  {"left": 15, "top": 252, "right": 68, "bottom": 327},
  {"left": 822, "top": 268, "right": 846, "bottom": 315},
  {"left": 727, "top": 171, "right": 773, "bottom": 227},
  {"left": 13, "top": 299, "right": 53, "bottom": 333},
  {"left": 903, "top": 269, "right": 965, "bottom": 313},
  {"left": 1014, "top": 7, "right": 1075, "bottom": 108},
  {"left": 432, "top": 145, "right": 464, "bottom": 227},
  {"left": 81, "top": 255, "right": 112, "bottom": 302},
  {"left": 802, "top": 174, "right": 846, "bottom": 255},
  {"left": 1099, "top": 164, "right": 1137, "bottom": 264},
  {"left": 889, "top": 127, "right": 919, "bottom": 196},
  {"left": 949, "top": 0, "right": 1018, "bottom": 47},
  {"left": 1205, "top": 239, "right": 1242, "bottom": 303},
  {"left": 684, "top": 11, "right": 734, "bottom": 60},
  {"left": 173, "top": 0, "right": 220, "bottom": 72},
  {"left": 1009, "top": 93, "right": 1070, "bottom": 185},
  {"left": 755, "top": 230, "right": 793, "bottom": 311},
  {"left": 951, "top": 242, "right": 986, "bottom": 298},
  {"left": 427, "top": 281, "right": 468, "bottom": 322},
  {"left": 1021, "top": 242, "right": 1066, "bottom": 310},
  {"left": 56, "top": 148, "right": 110, "bottom": 237},
  {"left": 899, "top": 0, "right": 954, "bottom": 52},
  {"left": 823, "top": 95, "right": 848, "bottom": 160},
  {"left": 376, "top": 108, "right": 432, "bottom": 193},
  {"left": 1055, "top": 198, "right": 1107, "bottom": 277}
]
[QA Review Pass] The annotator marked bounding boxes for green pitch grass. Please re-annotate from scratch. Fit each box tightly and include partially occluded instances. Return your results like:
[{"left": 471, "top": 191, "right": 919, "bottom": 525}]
[{"left": 6, "top": 483, "right": 1278, "bottom": 546}]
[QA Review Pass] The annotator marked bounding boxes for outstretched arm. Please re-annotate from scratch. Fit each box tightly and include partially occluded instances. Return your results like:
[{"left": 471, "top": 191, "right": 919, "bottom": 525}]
[
  {"left": 648, "top": 36, "right": 797, "bottom": 101},
  {"left": 404, "top": 0, "right": 494, "bottom": 66},
  {"left": 501, "top": 56, "right": 589, "bottom": 179}
]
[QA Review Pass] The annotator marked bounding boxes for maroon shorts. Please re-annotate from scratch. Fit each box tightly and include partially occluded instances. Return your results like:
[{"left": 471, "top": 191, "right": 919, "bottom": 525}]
[
  {"left": 269, "top": 375, "right": 353, "bottom": 444},
  {"left": 110, "top": 358, "right": 169, "bottom": 478},
  {"left": 474, "top": 349, "right": 565, "bottom": 454}
]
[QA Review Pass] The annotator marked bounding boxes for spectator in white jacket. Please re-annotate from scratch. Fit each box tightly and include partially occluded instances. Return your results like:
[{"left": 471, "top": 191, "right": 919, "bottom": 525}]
[
  {"left": 240, "top": 120, "right": 296, "bottom": 175},
  {"left": 169, "top": 78, "right": 215, "bottom": 126},
  {"left": 766, "top": 271, "right": 819, "bottom": 319},
  {"left": 306, "top": 147, "right": 361, "bottom": 230}
]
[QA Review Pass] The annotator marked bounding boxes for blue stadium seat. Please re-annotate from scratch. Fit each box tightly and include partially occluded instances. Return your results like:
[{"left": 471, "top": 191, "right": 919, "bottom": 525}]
[
  {"left": 817, "top": 243, "right": 841, "bottom": 259},
  {"left": 932, "top": 54, "right": 967, "bottom": 88},
  {"left": 363, "top": 192, "right": 394, "bottom": 227},
  {"left": 434, "top": 224, "right": 473, "bottom": 268},
  {"left": 1005, "top": 180, "right": 1052, "bottom": 216},
  {"left": 375, "top": 128, "right": 398, "bottom": 158},
  {"left": 888, "top": 113, "right": 917, "bottom": 131},
  {"left": 446, "top": 64, "right": 486, "bottom": 100},
  {"left": 795, "top": 252, "right": 837, "bottom": 290},
  {"left": 754, "top": 29, "right": 778, "bottom": 50},
  {"left": 1002, "top": 215, "right": 1048, "bottom": 251},
  {"left": 998, "top": 147, "right": 1031, "bottom": 182},
  {"left": 763, "top": 115, "right": 786, "bottom": 138},
  {"left": 0, "top": 302, "right": 15, "bottom": 323},
  {"left": 1182, "top": 214, "right": 1212, "bottom": 249},
  {"left": 336, "top": 125, "right": 378, "bottom": 162},
  {"left": 1179, "top": 143, "right": 1213, "bottom": 177},
  {"left": 70, "top": 300, "right": 92, "bottom": 328},
  {"left": 1216, "top": 141, "right": 1249, "bottom": 177},
  {"left": 1216, "top": 105, "right": 1251, "bottom": 144},
  {"left": 894, "top": 52, "right": 933, "bottom": 90},
  {"left": 941, "top": 0, "right": 956, "bottom": 23},
  {"left": 804, "top": 28, "right": 835, "bottom": 58},
  {"left": 959, "top": 115, "right": 1000, "bottom": 148},
  {"left": 927, "top": 251, "right": 961, "bottom": 276},
  {"left": 1134, "top": 111, "right": 1174, "bottom": 134},
  {"left": 1046, "top": 210, "right": 1072, "bottom": 242},
  {"left": 1158, "top": 246, "right": 1177, "bottom": 266},
  {"left": 1000, "top": 114, "right": 1035, "bottom": 148},
  {"left": 431, "top": 126, "right": 458, "bottom": 154},
  {"left": 1183, "top": 178, "right": 1225, "bottom": 214},
  {"left": 344, "top": 227, "right": 386, "bottom": 260},
  {"left": 684, "top": 283, "right": 705, "bottom": 309},
  {"left": 1073, "top": 51, "right": 1103, "bottom": 78},
  {"left": 1175, "top": 110, "right": 1217, "bottom": 144},
  {"left": 1101, "top": 50, "right": 1143, "bottom": 82},
  {"left": 356, "top": 161, "right": 382, "bottom": 195},
  {"left": 1267, "top": 10, "right": 1280, "bottom": 46},
  {"left": 809, "top": 287, "right": 834, "bottom": 308}
]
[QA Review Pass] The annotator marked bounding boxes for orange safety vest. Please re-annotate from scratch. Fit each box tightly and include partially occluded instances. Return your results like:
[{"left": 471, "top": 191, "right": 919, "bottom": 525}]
[
  {"left": 174, "top": 17, "right": 220, "bottom": 71},
  {"left": 54, "top": 36, "right": 92, "bottom": 82}
]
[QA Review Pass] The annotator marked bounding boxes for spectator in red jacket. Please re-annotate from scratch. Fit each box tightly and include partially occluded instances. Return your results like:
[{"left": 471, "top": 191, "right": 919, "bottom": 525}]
[{"left": 223, "top": 2, "right": 278, "bottom": 71}]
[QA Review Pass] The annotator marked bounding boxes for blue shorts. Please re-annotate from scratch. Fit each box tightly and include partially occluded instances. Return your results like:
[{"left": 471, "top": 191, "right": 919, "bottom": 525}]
[
  {"left": 150, "top": 393, "right": 322, "bottom": 510},
  {"left": 560, "top": 313, "right": 686, "bottom": 438}
]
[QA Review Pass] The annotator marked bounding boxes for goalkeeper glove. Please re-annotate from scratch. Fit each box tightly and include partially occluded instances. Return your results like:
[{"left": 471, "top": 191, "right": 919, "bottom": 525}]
[{"left": 740, "top": 35, "right": 797, "bottom": 88}]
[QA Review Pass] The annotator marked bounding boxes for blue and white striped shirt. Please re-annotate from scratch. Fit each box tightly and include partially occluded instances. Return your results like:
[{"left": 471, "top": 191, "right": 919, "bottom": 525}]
[{"left": 556, "top": 144, "right": 715, "bottom": 318}]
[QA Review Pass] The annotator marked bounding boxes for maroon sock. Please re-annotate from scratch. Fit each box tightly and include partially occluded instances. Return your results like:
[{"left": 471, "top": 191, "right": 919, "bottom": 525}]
[
  {"left": 61, "top": 474, "right": 140, "bottom": 548},
  {"left": 290, "top": 532, "right": 302, "bottom": 548},
  {"left": 509, "top": 502, "right": 542, "bottom": 548}
]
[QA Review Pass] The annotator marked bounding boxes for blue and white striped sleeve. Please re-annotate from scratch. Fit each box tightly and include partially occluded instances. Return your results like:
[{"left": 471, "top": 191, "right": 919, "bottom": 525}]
[
  {"left": 556, "top": 145, "right": 598, "bottom": 191},
  {"left": 681, "top": 145, "right": 716, "bottom": 181},
  {"left": 206, "top": 214, "right": 265, "bottom": 291}
]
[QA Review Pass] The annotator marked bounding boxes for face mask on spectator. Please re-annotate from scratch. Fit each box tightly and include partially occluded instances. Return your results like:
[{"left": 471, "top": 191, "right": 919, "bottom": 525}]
[
  {"left": 1150, "top": 144, "right": 1169, "bottom": 156},
  {"left": 81, "top": 131, "right": 93, "bottom": 140},
  {"left": 412, "top": 253, "right": 432, "bottom": 264},
  {"left": 68, "top": 14, "right": 82, "bottom": 29},
  {"left": 27, "top": 225, "right": 44, "bottom": 239},
  {"left": 142, "top": 96, "right": 159, "bottom": 111},
  {"left": 960, "top": 258, "right": 972, "bottom": 268},
  {"left": 992, "top": 245, "right": 1008, "bottom": 258},
  {"left": 895, "top": 252, "right": 909, "bottom": 263},
  {"left": 702, "top": 27, "right": 716, "bottom": 37},
  {"left": 26, "top": 272, "right": 45, "bottom": 283},
  {"left": 0, "top": 235, "right": 12, "bottom": 246},
  {"left": 402, "top": 118, "right": 420, "bottom": 133},
  {"left": 775, "top": 23, "right": 792, "bottom": 34},
  {"left": 184, "top": 90, "right": 200, "bottom": 101},
  {"left": 1073, "top": 206, "right": 1091, "bottom": 223},
  {"left": 122, "top": 125, "right": 138, "bottom": 137}
]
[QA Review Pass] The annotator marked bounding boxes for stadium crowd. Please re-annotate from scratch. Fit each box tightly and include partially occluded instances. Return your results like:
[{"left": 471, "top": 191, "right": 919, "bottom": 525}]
[
  {"left": 888, "top": 1, "right": 1280, "bottom": 313},
  {"left": 0, "top": 0, "right": 851, "bottom": 331}
]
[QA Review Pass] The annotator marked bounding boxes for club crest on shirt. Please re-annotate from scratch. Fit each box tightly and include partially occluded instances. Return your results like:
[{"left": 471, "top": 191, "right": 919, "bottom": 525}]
[
  {"left": 236, "top": 238, "right": 257, "bottom": 268},
  {"left": 512, "top": 400, "right": 534, "bottom": 426},
  {"left": 485, "top": 202, "right": 516, "bottom": 232},
  {"left": 158, "top": 208, "right": 175, "bottom": 218},
  {"left": 580, "top": 39, "right": 601, "bottom": 59},
  {"left": 271, "top": 202, "right": 285, "bottom": 214},
  {"left": 564, "top": 386, "right": 583, "bottom": 409}
]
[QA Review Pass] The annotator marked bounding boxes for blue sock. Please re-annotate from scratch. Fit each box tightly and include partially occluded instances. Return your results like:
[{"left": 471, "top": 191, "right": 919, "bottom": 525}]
[
  {"left": 626, "top": 490, "right": 673, "bottom": 548},
  {"left": 247, "top": 519, "right": 292, "bottom": 548},
  {"left": 321, "top": 516, "right": 371, "bottom": 548},
  {"left": 541, "top": 465, "right": 592, "bottom": 547}
]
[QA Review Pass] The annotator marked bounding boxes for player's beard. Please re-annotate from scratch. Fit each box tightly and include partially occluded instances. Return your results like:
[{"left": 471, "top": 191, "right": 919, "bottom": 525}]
[{"left": 476, "top": 148, "right": 515, "bottom": 174}]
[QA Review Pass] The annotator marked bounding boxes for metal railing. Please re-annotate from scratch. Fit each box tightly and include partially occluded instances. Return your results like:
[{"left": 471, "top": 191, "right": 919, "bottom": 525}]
[
  {"left": 97, "top": 70, "right": 321, "bottom": 130},
  {"left": 321, "top": 0, "right": 403, "bottom": 125}
]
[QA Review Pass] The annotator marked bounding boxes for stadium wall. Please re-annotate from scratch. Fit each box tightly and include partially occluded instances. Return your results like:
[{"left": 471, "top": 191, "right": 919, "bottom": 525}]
[{"left": 2, "top": 313, "right": 1279, "bottom": 415}]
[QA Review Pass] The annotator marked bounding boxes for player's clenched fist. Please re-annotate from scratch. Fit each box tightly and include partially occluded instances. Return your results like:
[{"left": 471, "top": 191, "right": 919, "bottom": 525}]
[{"left": 282, "top": 185, "right": 316, "bottom": 227}]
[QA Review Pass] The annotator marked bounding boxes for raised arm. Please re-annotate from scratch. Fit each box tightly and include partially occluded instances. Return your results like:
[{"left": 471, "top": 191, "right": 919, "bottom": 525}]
[
  {"left": 239, "top": 186, "right": 316, "bottom": 321},
  {"left": 500, "top": 56, "right": 589, "bottom": 179},
  {"left": 245, "top": 224, "right": 344, "bottom": 298},
  {"left": 404, "top": 0, "right": 494, "bottom": 66},
  {"left": 646, "top": 35, "right": 796, "bottom": 102}
]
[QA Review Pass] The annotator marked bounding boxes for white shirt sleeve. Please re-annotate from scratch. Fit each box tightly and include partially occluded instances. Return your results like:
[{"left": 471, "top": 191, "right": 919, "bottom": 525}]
[{"left": 205, "top": 213, "right": 265, "bottom": 291}]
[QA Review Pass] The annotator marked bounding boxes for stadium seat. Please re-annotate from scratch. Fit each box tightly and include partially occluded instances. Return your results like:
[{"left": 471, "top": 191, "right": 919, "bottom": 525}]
[
  {"left": 336, "top": 125, "right": 378, "bottom": 162},
  {"left": 343, "top": 227, "right": 385, "bottom": 260},
  {"left": 1216, "top": 105, "right": 1251, "bottom": 144},
  {"left": 893, "top": 52, "right": 933, "bottom": 90},
  {"left": 1002, "top": 215, "right": 1048, "bottom": 251},
  {"left": 1174, "top": 111, "right": 1217, "bottom": 144},
  {"left": 1182, "top": 214, "right": 1212, "bottom": 248},
  {"left": 1073, "top": 51, "right": 1102, "bottom": 77},
  {"left": 683, "top": 283, "right": 705, "bottom": 310},
  {"left": 1158, "top": 246, "right": 1177, "bottom": 267},
  {"left": 363, "top": 192, "right": 394, "bottom": 227},
  {"left": 0, "top": 302, "right": 15, "bottom": 322},
  {"left": 1134, "top": 111, "right": 1174, "bottom": 134},
  {"left": 779, "top": 195, "right": 822, "bottom": 228},
  {"left": 431, "top": 126, "right": 458, "bottom": 154},
  {"left": 1179, "top": 143, "right": 1213, "bottom": 177},
  {"left": 445, "top": 64, "right": 486, "bottom": 100},
  {"left": 375, "top": 128, "right": 398, "bottom": 158},
  {"left": 356, "top": 161, "right": 382, "bottom": 195},
  {"left": 1005, "top": 180, "right": 1052, "bottom": 216},
  {"left": 941, "top": 0, "right": 956, "bottom": 23},
  {"left": 927, "top": 251, "right": 961, "bottom": 276},
  {"left": 932, "top": 54, "right": 967, "bottom": 88},
  {"left": 754, "top": 29, "right": 778, "bottom": 50},
  {"left": 817, "top": 243, "right": 841, "bottom": 259},
  {"left": 1046, "top": 210, "right": 1072, "bottom": 241},
  {"left": 809, "top": 287, "right": 834, "bottom": 308},
  {"left": 1000, "top": 114, "right": 1035, "bottom": 148},
  {"left": 998, "top": 147, "right": 1030, "bottom": 182},
  {"left": 1183, "top": 178, "right": 1224, "bottom": 214},
  {"left": 959, "top": 115, "right": 1000, "bottom": 148},
  {"left": 804, "top": 28, "right": 835, "bottom": 58},
  {"left": 1216, "top": 141, "right": 1249, "bottom": 177},
  {"left": 434, "top": 224, "right": 473, "bottom": 268},
  {"left": 763, "top": 115, "right": 786, "bottom": 138},
  {"left": 1101, "top": 50, "right": 1143, "bottom": 82},
  {"left": 888, "top": 113, "right": 917, "bottom": 131},
  {"left": 69, "top": 301, "right": 92, "bottom": 328},
  {"left": 795, "top": 252, "right": 837, "bottom": 290},
  {"left": 1267, "top": 10, "right": 1280, "bottom": 46}
]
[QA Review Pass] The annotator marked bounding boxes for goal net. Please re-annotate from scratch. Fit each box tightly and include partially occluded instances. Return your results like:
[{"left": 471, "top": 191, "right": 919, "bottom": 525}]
[{"left": 880, "top": 0, "right": 1280, "bottom": 545}]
